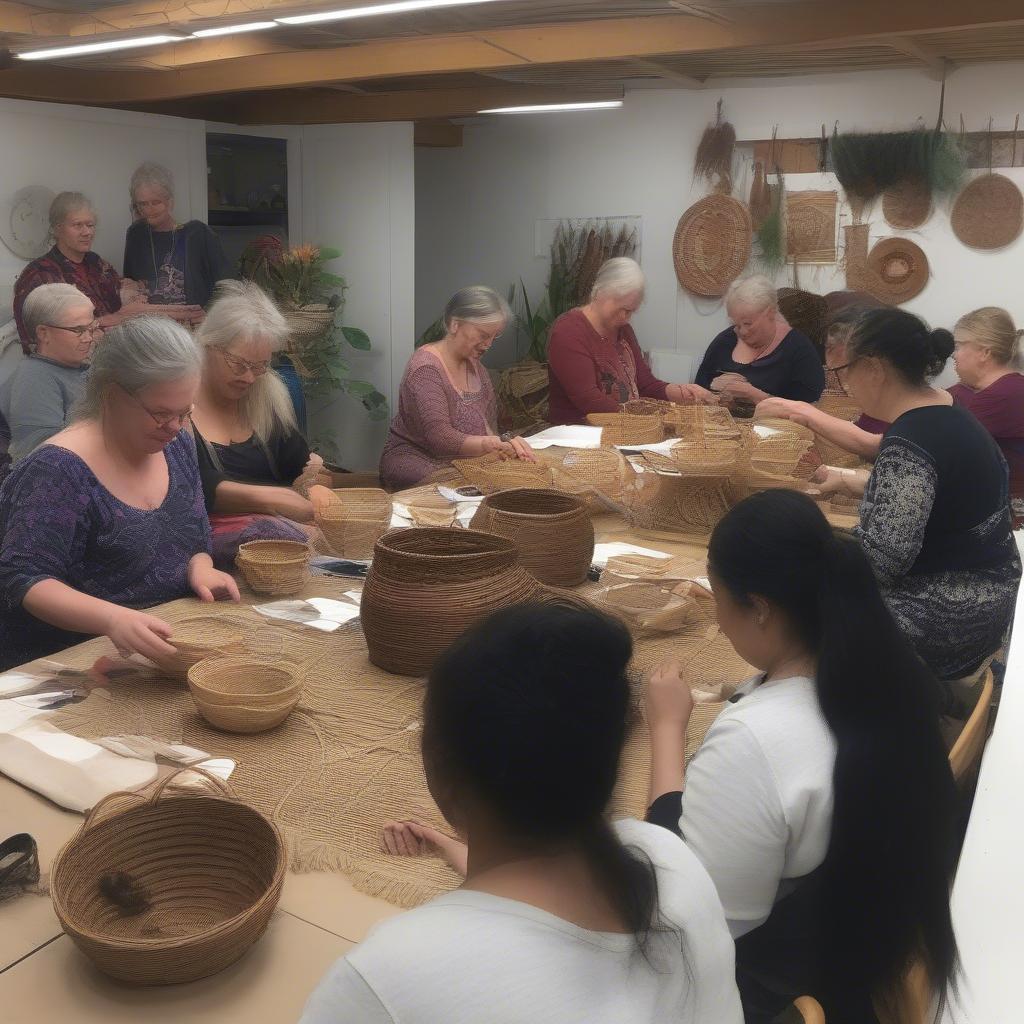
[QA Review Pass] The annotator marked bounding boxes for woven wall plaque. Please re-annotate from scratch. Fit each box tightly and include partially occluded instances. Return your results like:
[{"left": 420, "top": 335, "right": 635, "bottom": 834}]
[{"left": 785, "top": 190, "right": 838, "bottom": 263}]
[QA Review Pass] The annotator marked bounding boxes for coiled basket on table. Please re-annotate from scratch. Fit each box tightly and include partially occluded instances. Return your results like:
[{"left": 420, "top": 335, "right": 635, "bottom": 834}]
[
  {"left": 235, "top": 539, "right": 311, "bottom": 595},
  {"left": 361, "top": 527, "right": 543, "bottom": 676},
  {"left": 187, "top": 657, "right": 304, "bottom": 733},
  {"left": 315, "top": 487, "right": 393, "bottom": 559},
  {"left": 469, "top": 488, "right": 594, "bottom": 587},
  {"left": 150, "top": 614, "right": 249, "bottom": 681},
  {"left": 49, "top": 769, "right": 286, "bottom": 986}
]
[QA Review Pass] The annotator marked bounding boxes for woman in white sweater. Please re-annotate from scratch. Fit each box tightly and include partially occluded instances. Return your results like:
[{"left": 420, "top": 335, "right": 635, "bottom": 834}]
[
  {"left": 644, "top": 489, "right": 959, "bottom": 1024},
  {"left": 301, "top": 601, "right": 742, "bottom": 1024}
]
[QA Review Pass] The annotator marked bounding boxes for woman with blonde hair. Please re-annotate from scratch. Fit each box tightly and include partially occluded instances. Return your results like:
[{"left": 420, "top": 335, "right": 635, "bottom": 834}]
[
  {"left": 190, "top": 280, "right": 320, "bottom": 566},
  {"left": 547, "top": 257, "right": 715, "bottom": 424}
]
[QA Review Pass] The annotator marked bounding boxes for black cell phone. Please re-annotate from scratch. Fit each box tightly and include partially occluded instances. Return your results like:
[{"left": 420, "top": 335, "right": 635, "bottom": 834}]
[{"left": 315, "top": 559, "right": 369, "bottom": 578}]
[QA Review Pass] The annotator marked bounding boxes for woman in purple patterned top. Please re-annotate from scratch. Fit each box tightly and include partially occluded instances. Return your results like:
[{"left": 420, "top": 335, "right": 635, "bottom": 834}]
[
  {"left": 380, "top": 287, "right": 536, "bottom": 491},
  {"left": 0, "top": 316, "right": 239, "bottom": 671}
]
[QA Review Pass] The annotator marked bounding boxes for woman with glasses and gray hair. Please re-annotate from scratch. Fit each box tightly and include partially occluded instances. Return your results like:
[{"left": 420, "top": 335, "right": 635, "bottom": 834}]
[
  {"left": 190, "top": 280, "right": 319, "bottom": 567},
  {"left": 0, "top": 284, "right": 100, "bottom": 463},
  {"left": 547, "top": 257, "right": 716, "bottom": 424},
  {"left": 124, "top": 161, "right": 233, "bottom": 310},
  {"left": 0, "top": 316, "right": 239, "bottom": 671},
  {"left": 380, "top": 285, "right": 536, "bottom": 491}
]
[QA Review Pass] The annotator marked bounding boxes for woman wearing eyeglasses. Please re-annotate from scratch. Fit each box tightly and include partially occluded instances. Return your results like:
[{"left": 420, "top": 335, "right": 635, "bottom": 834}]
[
  {"left": 190, "top": 280, "right": 320, "bottom": 567},
  {"left": 0, "top": 316, "right": 238, "bottom": 672},
  {"left": 0, "top": 284, "right": 101, "bottom": 463}
]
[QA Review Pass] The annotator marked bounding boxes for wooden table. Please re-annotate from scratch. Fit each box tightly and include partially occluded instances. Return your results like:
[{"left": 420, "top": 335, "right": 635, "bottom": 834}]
[{"left": 0, "top": 515, "right": 710, "bottom": 1020}]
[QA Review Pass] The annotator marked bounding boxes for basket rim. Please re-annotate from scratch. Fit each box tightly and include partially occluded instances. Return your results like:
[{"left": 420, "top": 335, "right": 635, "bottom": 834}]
[
  {"left": 374, "top": 526, "right": 517, "bottom": 561},
  {"left": 187, "top": 657, "right": 300, "bottom": 697},
  {"left": 50, "top": 793, "right": 286, "bottom": 951},
  {"left": 481, "top": 487, "right": 587, "bottom": 519}
]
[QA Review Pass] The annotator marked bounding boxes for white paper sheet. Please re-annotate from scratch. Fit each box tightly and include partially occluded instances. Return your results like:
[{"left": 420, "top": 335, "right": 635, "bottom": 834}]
[
  {"left": 592, "top": 542, "right": 672, "bottom": 568},
  {"left": 437, "top": 485, "right": 484, "bottom": 505},
  {"left": 253, "top": 597, "right": 361, "bottom": 632},
  {"left": 753, "top": 424, "right": 783, "bottom": 438},
  {"left": 525, "top": 425, "right": 603, "bottom": 449}
]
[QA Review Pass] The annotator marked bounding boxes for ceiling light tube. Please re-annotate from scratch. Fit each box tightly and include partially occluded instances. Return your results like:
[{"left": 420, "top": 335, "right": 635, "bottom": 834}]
[
  {"left": 192, "top": 22, "right": 278, "bottom": 38},
  {"left": 479, "top": 101, "right": 624, "bottom": 115},
  {"left": 16, "top": 34, "right": 185, "bottom": 60},
  {"left": 277, "top": 0, "right": 504, "bottom": 26}
]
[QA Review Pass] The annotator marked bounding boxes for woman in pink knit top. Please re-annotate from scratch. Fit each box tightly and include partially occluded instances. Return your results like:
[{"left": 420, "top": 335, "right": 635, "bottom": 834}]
[
  {"left": 547, "top": 258, "right": 717, "bottom": 425},
  {"left": 380, "top": 287, "right": 535, "bottom": 491}
]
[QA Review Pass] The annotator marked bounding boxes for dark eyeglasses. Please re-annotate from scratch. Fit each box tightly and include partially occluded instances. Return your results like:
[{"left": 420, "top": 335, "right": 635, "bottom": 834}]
[
  {"left": 43, "top": 320, "right": 102, "bottom": 337},
  {"left": 219, "top": 349, "right": 270, "bottom": 377},
  {"left": 120, "top": 385, "right": 194, "bottom": 429}
]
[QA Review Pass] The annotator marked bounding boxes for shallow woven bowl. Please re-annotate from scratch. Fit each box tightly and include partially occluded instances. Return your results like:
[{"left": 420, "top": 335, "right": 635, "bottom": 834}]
[
  {"left": 235, "top": 539, "right": 311, "bottom": 595},
  {"left": 151, "top": 616, "right": 248, "bottom": 681},
  {"left": 470, "top": 488, "right": 594, "bottom": 587},
  {"left": 50, "top": 780, "right": 285, "bottom": 985},
  {"left": 187, "top": 659, "right": 303, "bottom": 733},
  {"left": 361, "top": 527, "right": 542, "bottom": 676}
]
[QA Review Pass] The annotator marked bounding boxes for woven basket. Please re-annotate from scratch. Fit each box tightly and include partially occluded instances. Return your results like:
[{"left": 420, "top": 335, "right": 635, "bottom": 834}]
[
  {"left": 669, "top": 438, "right": 743, "bottom": 477},
  {"left": 629, "top": 473, "right": 733, "bottom": 537},
  {"left": 593, "top": 580, "right": 714, "bottom": 636},
  {"left": 235, "top": 539, "right": 311, "bottom": 595},
  {"left": 777, "top": 288, "right": 829, "bottom": 356},
  {"left": 284, "top": 304, "right": 335, "bottom": 346},
  {"left": 541, "top": 446, "right": 636, "bottom": 508},
  {"left": 497, "top": 361, "right": 550, "bottom": 430},
  {"left": 316, "top": 488, "right": 393, "bottom": 559},
  {"left": 816, "top": 393, "right": 862, "bottom": 422},
  {"left": 951, "top": 173, "right": 1024, "bottom": 250},
  {"left": 866, "top": 237, "right": 930, "bottom": 304},
  {"left": 673, "top": 194, "right": 753, "bottom": 297},
  {"left": 585, "top": 411, "right": 664, "bottom": 446},
  {"left": 188, "top": 658, "right": 303, "bottom": 733},
  {"left": 361, "top": 528, "right": 542, "bottom": 676},
  {"left": 452, "top": 452, "right": 553, "bottom": 494},
  {"left": 470, "top": 488, "right": 594, "bottom": 587},
  {"left": 151, "top": 615, "right": 249, "bottom": 681},
  {"left": 882, "top": 177, "right": 932, "bottom": 229},
  {"left": 50, "top": 769, "right": 285, "bottom": 985}
]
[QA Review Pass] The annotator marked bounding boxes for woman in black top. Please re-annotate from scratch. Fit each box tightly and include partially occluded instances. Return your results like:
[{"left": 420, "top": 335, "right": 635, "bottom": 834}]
[
  {"left": 124, "top": 162, "right": 233, "bottom": 310},
  {"left": 190, "top": 280, "right": 320, "bottom": 567},
  {"left": 694, "top": 276, "right": 824, "bottom": 409},
  {"left": 817, "top": 308, "right": 1021, "bottom": 684}
]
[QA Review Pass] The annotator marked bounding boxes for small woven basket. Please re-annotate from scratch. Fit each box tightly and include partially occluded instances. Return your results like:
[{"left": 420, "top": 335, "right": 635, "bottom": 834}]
[
  {"left": 188, "top": 658, "right": 303, "bottom": 733},
  {"left": 316, "top": 488, "right": 393, "bottom": 559},
  {"left": 284, "top": 304, "right": 336, "bottom": 347},
  {"left": 585, "top": 411, "right": 664, "bottom": 446},
  {"left": 151, "top": 615, "right": 249, "bottom": 681},
  {"left": 236, "top": 539, "right": 311, "bottom": 595},
  {"left": 470, "top": 488, "right": 594, "bottom": 587},
  {"left": 50, "top": 769, "right": 285, "bottom": 986}
]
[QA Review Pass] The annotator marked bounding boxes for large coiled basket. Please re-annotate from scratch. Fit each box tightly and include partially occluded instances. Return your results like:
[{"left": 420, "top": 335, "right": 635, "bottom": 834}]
[
  {"left": 361, "top": 527, "right": 542, "bottom": 676},
  {"left": 50, "top": 769, "right": 286, "bottom": 986},
  {"left": 470, "top": 488, "right": 594, "bottom": 587}
]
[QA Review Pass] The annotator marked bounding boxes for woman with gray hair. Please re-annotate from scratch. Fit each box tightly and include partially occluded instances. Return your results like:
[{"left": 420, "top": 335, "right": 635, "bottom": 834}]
[
  {"left": 0, "top": 316, "right": 238, "bottom": 670},
  {"left": 124, "top": 161, "right": 232, "bottom": 310},
  {"left": 190, "top": 280, "right": 318, "bottom": 566},
  {"left": 380, "top": 286, "right": 535, "bottom": 490},
  {"left": 547, "top": 257, "right": 716, "bottom": 424},
  {"left": 694, "top": 275, "right": 824, "bottom": 408},
  {"left": 0, "top": 284, "right": 100, "bottom": 462}
]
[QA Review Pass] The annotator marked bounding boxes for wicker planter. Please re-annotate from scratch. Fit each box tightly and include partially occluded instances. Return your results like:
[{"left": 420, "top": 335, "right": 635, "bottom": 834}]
[
  {"left": 188, "top": 658, "right": 303, "bottom": 733},
  {"left": 470, "top": 488, "right": 594, "bottom": 587},
  {"left": 151, "top": 615, "right": 249, "bottom": 681},
  {"left": 361, "top": 527, "right": 542, "bottom": 676},
  {"left": 316, "top": 487, "right": 393, "bottom": 559},
  {"left": 235, "top": 539, "right": 311, "bottom": 595},
  {"left": 50, "top": 770, "right": 285, "bottom": 986}
]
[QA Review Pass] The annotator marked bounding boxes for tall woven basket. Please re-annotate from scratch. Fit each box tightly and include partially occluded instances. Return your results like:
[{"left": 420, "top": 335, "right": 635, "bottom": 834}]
[
  {"left": 50, "top": 769, "right": 286, "bottom": 985},
  {"left": 361, "top": 528, "right": 542, "bottom": 676},
  {"left": 316, "top": 488, "right": 393, "bottom": 559},
  {"left": 470, "top": 488, "right": 594, "bottom": 587}
]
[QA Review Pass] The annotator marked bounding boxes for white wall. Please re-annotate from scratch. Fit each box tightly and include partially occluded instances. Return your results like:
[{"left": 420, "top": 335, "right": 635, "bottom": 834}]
[
  {"left": 416, "top": 62, "right": 1024, "bottom": 383},
  {"left": 0, "top": 98, "right": 208, "bottom": 316}
]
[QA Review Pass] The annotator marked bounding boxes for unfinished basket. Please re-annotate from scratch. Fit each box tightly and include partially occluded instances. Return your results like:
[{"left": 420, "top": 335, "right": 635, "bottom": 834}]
[
  {"left": 452, "top": 451, "right": 553, "bottom": 493},
  {"left": 235, "top": 539, "right": 311, "bottom": 596},
  {"left": 816, "top": 393, "right": 862, "bottom": 422},
  {"left": 586, "top": 411, "right": 664, "bottom": 446},
  {"left": 629, "top": 472, "right": 733, "bottom": 537},
  {"left": 316, "top": 488, "right": 393, "bottom": 559},
  {"left": 361, "top": 528, "right": 542, "bottom": 676},
  {"left": 50, "top": 769, "right": 285, "bottom": 986},
  {"left": 541, "top": 445, "right": 635, "bottom": 507},
  {"left": 470, "top": 488, "right": 594, "bottom": 587},
  {"left": 152, "top": 615, "right": 249, "bottom": 681},
  {"left": 669, "top": 438, "right": 743, "bottom": 477},
  {"left": 187, "top": 658, "right": 303, "bottom": 733},
  {"left": 593, "top": 580, "right": 714, "bottom": 636}
]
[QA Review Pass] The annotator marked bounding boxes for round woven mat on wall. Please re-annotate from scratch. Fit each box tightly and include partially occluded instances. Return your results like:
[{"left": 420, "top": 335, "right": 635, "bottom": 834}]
[
  {"left": 882, "top": 178, "right": 932, "bottom": 229},
  {"left": 951, "top": 173, "right": 1024, "bottom": 250},
  {"left": 865, "top": 237, "right": 929, "bottom": 304},
  {"left": 672, "top": 194, "right": 752, "bottom": 297}
]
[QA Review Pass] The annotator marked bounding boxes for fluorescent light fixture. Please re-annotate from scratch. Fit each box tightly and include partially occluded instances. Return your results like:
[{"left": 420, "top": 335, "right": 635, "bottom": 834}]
[
  {"left": 277, "top": 0, "right": 503, "bottom": 26},
  {"left": 16, "top": 33, "right": 185, "bottom": 60},
  {"left": 192, "top": 21, "right": 278, "bottom": 38},
  {"left": 479, "top": 100, "right": 624, "bottom": 114}
]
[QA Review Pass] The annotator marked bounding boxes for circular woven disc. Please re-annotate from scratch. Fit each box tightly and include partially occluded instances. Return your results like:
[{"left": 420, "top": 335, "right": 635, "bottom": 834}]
[
  {"left": 952, "top": 173, "right": 1024, "bottom": 250},
  {"left": 865, "top": 237, "right": 929, "bottom": 304},
  {"left": 882, "top": 178, "right": 932, "bottom": 229},
  {"left": 673, "top": 195, "right": 752, "bottom": 297}
]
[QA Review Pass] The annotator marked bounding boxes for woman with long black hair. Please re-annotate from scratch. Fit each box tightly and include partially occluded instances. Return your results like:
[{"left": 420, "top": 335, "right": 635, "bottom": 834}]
[
  {"left": 645, "top": 489, "right": 958, "bottom": 1023},
  {"left": 302, "top": 601, "right": 742, "bottom": 1023}
]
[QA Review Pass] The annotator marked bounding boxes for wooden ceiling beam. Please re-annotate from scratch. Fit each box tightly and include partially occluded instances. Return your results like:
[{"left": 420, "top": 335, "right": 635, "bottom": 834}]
[
  {"left": 879, "top": 35, "right": 949, "bottom": 78},
  {"left": 2, "top": 3, "right": 1024, "bottom": 104},
  {"left": 414, "top": 120, "right": 462, "bottom": 147},
  {"left": 630, "top": 59, "right": 705, "bottom": 88}
]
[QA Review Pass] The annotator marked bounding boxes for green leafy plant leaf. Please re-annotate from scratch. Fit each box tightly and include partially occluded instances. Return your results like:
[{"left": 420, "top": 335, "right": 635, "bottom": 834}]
[{"left": 341, "top": 326, "right": 372, "bottom": 350}]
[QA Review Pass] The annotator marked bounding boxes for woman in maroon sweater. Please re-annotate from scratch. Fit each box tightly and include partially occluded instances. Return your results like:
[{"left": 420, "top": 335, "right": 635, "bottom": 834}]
[{"left": 547, "top": 258, "right": 715, "bottom": 424}]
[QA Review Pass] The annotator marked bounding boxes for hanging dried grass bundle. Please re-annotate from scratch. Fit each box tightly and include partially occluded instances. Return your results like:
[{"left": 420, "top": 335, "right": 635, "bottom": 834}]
[
  {"left": 756, "top": 171, "right": 785, "bottom": 273},
  {"left": 694, "top": 99, "right": 736, "bottom": 193},
  {"left": 749, "top": 160, "right": 771, "bottom": 230}
]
